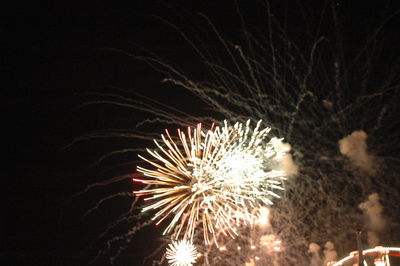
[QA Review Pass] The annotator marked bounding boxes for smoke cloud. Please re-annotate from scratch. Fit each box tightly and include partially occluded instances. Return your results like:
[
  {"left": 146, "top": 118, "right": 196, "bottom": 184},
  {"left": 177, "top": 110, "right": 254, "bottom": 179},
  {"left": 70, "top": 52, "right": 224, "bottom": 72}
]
[
  {"left": 322, "top": 241, "right": 337, "bottom": 265},
  {"left": 272, "top": 140, "right": 298, "bottom": 176},
  {"left": 338, "top": 130, "right": 375, "bottom": 174},
  {"left": 358, "top": 193, "right": 386, "bottom": 246},
  {"left": 309, "top": 243, "right": 322, "bottom": 266},
  {"left": 245, "top": 259, "right": 255, "bottom": 266}
]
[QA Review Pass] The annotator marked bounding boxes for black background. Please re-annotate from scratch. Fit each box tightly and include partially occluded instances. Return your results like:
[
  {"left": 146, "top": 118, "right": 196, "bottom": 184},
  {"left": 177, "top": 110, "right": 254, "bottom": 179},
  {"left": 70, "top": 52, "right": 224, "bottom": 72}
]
[{"left": 4, "top": 1, "right": 400, "bottom": 265}]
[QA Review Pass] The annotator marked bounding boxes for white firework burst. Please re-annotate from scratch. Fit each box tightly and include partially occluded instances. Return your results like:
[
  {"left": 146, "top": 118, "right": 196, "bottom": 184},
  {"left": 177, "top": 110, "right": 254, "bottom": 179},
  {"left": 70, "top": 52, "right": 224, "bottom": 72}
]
[
  {"left": 166, "top": 239, "right": 198, "bottom": 266},
  {"left": 134, "top": 120, "right": 295, "bottom": 244}
]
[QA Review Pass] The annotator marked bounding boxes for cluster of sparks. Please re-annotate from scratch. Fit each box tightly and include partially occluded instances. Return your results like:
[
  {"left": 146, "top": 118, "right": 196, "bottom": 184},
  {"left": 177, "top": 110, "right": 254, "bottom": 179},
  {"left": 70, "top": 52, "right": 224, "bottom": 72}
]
[
  {"left": 133, "top": 120, "right": 292, "bottom": 263},
  {"left": 166, "top": 239, "right": 198, "bottom": 266}
]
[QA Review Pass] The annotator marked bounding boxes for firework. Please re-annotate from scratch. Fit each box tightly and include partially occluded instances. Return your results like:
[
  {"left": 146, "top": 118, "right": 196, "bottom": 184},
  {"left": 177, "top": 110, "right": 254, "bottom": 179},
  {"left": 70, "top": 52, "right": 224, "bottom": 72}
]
[
  {"left": 133, "top": 120, "right": 293, "bottom": 244},
  {"left": 166, "top": 239, "right": 198, "bottom": 266},
  {"left": 80, "top": 2, "right": 400, "bottom": 265}
]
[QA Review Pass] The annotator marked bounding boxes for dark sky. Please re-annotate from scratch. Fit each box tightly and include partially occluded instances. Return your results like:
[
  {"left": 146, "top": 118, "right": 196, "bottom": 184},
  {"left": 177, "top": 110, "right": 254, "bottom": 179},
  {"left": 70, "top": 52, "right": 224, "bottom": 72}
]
[
  {"left": 5, "top": 2, "right": 254, "bottom": 265},
  {"left": 5, "top": 1, "right": 400, "bottom": 265}
]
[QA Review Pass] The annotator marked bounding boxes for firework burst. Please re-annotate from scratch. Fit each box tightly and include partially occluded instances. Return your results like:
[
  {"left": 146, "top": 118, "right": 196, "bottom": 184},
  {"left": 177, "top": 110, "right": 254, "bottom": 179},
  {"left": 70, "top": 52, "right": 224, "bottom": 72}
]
[
  {"left": 166, "top": 239, "right": 198, "bottom": 266},
  {"left": 133, "top": 120, "right": 294, "bottom": 244},
  {"left": 77, "top": 2, "right": 400, "bottom": 264}
]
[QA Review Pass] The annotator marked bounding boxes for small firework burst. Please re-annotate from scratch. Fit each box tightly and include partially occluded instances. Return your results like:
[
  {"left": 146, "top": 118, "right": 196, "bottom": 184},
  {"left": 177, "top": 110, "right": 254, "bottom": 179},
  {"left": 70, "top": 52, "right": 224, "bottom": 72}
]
[
  {"left": 166, "top": 239, "right": 198, "bottom": 266},
  {"left": 133, "top": 120, "right": 293, "bottom": 244}
]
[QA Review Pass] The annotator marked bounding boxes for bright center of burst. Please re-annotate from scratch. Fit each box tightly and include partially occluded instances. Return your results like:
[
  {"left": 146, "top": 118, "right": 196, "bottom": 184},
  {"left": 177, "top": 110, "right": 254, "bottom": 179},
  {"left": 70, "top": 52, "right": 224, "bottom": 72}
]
[
  {"left": 175, "top": 246, "right": 194, "bottom": 264},
  {"left": 216, "top": 149, "right": 264, "bottom": 185},
  {"left": 166, "top": 240, "right": 197, "bottom": 266},
  {"left": 188, "top": 147, "right": 267, "bottom": 208}
]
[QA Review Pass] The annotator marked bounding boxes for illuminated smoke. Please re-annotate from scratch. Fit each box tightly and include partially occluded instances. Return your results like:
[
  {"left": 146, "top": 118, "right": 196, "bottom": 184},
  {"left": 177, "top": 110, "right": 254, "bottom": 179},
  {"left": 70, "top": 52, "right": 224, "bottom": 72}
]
[
  {"left": 322, "top": 241, "right": 338, "bottom": 266},
  {"left": 338, "top": 130, "right": 375, "bottom": 174},
  {"left": 244, "top": 259, "right": 255, "bottom": 266},
  {"left": 359, "top": 193, "right": 386, "bottom": 246},
  {"left": 309, "top": 243, "right": 322, "bottom": 266}
]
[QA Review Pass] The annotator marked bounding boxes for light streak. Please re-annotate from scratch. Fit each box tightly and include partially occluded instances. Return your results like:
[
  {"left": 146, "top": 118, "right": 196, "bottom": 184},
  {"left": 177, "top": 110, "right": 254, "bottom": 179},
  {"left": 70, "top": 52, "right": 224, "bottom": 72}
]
[{"left": 332, "top": 247, "right": 400, "bottom": 266}]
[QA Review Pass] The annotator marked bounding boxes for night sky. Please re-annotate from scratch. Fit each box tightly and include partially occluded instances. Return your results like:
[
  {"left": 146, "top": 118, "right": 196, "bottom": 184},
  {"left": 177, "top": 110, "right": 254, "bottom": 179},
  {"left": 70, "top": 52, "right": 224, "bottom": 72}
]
[{"left": 5, "top": 1, "right": 400, "bottom": 265}]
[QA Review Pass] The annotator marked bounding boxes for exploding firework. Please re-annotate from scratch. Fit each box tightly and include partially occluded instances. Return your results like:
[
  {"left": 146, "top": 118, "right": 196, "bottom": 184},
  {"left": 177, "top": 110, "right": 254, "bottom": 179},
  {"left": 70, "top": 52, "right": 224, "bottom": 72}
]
[
  {"left": 166, "top": 239, "right": 198, "bottom": 266},
  {"left": 134, "top": 3, "right": 400, "bottom": 264},
  {"left": 133, "top": 120, "right": 294, "bottom": 244},
  {"left": 76, "top": 1, "right": 400, "bottom": 265}
]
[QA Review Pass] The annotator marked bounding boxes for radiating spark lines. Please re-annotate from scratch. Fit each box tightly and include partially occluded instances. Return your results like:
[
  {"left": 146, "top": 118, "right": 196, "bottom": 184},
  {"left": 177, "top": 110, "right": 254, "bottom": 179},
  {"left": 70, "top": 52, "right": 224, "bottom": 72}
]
[{"left": 133, "top": 120, "right": 292, "bottom": 245}]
